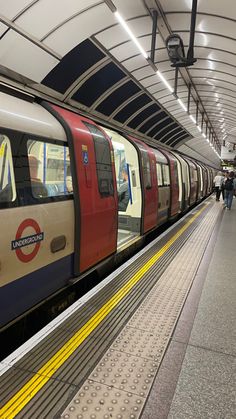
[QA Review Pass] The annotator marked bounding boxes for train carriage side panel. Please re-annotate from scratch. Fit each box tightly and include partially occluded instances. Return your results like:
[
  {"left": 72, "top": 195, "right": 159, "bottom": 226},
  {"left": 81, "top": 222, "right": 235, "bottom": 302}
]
[
  {"left": 201, "top": 163, "right": 208, "bottom": 197},
  {"left": 183, "top": 156, "right": 198, "bottom": 205},
  {"left": 128, "top": 136, "right": 158, "bottom": 233},
  {"left": 160, "top": 149, "right": 180, "bottom": 218},
  {"left": 171, "top": 151, "right": 190, "bottom": 212},
  {"left": 152, "top": 148, "right": 170, "bottom": 225},
  {"left": 51, "top": 105, "right": 118, "bottom": 273},
  {"left": 0, "top": 93, "right": 75, "bottom": 328}
]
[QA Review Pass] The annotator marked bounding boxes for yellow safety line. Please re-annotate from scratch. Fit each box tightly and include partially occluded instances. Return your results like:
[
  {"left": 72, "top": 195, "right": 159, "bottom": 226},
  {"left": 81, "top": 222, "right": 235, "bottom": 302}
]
[{"left": 0, "top": 203, "right": 209, "bottom": 419}]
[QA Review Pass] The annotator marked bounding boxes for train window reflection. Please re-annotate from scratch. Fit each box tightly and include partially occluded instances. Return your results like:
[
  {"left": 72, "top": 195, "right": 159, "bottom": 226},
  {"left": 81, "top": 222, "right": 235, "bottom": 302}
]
[
  {"left": 0, "top": 135, "right": 16, "bottom": 203},
  {"left": 162, "top": 164, "right": 170, "bottom": 186},
  {"left": 27, "top": 140, "right": 72, "bottom": 198},
  {"left": 156, "top": 163, "right": 163, "bottom": 186},
  {"left": 142, "top": 151, "right": 152, "bottom": 189},
  {"left": 84, "top": 122, "right": 114, "bottom": 197}
]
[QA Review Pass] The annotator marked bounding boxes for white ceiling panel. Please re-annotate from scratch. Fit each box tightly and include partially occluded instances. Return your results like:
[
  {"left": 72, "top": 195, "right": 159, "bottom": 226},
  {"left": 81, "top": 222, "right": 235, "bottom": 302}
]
[
  {"left": 120, "top": 55, "right": 149, "bottom": 72},
  {"left": 44, "top": 3, "right": 114, "bottom": 55},
  {"left": 0, "top": 31, "right": 59, "bottom": 81},
  {"left": 159, "top": 0, "right": 236, "bottom": 20},
  {"left": 131, "top": 66, "right": 154, "bottom": 80},
  {"left": 114, "top": 0, "right": 147, "bottom": 19},
  {"left": 0, "top": 0, "right": 34, "bottom": 20},
  {"left": 192, "top": 60, "right": 235, "bottom": 74},
  {"left": 196, "top": 48, "right": 236, "bottom": 67},
  {"left": 96, "top": 16, "right": 153, "bottom": 50},
  {"left": 14, "top": 0, "right": 100, "bottom": 40},
  {"left": 190, "top": 69, "right": 236, "bottom": 85},
  {"left": 0, "top": 22, "right": 8, "bottom": 37},
  {"left": 96, "top": 24, "right": 133, "bottom": 50},
  {"left": 179, "top": 32, "right": 236, "bottom": 54},
  {"left": 166, "top": 13, "right": 236, "bottom": 40},
  {"left": 110, "top": 36, "right": 151, "bottom": 62},
  {"left": 1, "top": 0, "right": 233, "bottom": 165}
]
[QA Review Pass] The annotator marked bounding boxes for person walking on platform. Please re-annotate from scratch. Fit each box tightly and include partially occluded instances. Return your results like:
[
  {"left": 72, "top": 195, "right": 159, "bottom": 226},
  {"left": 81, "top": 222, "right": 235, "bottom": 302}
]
[
  {"left": 221, "top": 171, "right": 228, "bottom": 201},
  {"left": 223, "top": 171, "right": 236, "bottom": 210},
  {"left": 213, "top": 171, "right": 224, "bottom": 201}
]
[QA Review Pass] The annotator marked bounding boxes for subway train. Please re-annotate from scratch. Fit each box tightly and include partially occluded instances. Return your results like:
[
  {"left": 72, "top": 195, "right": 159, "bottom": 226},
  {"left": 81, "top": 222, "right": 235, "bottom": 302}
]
[{"left": 0, "top": 87, "right": 217, "bottom": 330}]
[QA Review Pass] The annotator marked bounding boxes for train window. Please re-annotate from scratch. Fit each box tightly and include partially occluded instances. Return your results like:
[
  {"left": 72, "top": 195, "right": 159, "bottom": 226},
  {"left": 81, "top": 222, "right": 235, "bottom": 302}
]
[
  {"left": 141, "top": 151, "right": 152, "bottom": 189},
  {"left": 84, "top": 122, "right": 114, "bottom": 197},
  {"left": 0, "top": 135, "right": 16, "bottom": 203},
  {"left": 27, "top": 140, "right": 72, "bottom": 198},
  {"left": 173, "top": 161, "right": 179, "bottom": 184},
  {"left": 156, "top": 163, "right": 163, "bottom": 186},
  {"left": 162, "top": 164, "right": 170, "bottom": 186}
]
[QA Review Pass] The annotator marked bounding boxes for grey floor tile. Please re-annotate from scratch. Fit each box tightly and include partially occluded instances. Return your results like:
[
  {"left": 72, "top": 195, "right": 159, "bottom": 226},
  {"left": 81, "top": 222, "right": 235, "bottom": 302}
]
[
  {"left": 189, "top": 274, "right": 236, "bottom": 355},
  {"left": 141, "top": 341, "right": 187, "bottom": 419},
  {"left": 179, "top": 345, "right": 236, "bottom": 385},
  {"left": 168, "top": 368, "right": 236, "bottom": 419}
]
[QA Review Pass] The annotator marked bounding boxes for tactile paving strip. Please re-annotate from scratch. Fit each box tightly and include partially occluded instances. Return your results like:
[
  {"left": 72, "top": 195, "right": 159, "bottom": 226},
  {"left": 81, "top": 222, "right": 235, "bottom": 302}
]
[
  {"left": 61, "top": 203, "right": 220, "bottom": 418},
  {"left": 62, "top": 380, "right": 144, "bottom": 419}
]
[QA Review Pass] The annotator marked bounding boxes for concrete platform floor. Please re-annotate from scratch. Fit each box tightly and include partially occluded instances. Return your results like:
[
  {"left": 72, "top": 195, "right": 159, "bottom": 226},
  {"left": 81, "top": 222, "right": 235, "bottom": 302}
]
[{"left": 142, "top": 197, "right": 236, "bottom": 419}]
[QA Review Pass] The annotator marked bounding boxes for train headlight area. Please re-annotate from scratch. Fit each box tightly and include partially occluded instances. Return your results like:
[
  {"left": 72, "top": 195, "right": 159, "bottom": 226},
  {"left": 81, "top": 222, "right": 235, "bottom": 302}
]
[{"left": 0, "top": 197, "right": 224, "bottom": 419}]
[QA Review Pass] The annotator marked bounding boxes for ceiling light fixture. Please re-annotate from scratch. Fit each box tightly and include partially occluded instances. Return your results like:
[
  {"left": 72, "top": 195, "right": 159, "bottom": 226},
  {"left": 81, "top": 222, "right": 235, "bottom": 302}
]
[
  {"left": 156, "top": 70, "right": 174, "bottom": 93},
  {"left": 189, "top": 115, "right": 196, "bottom": 124},
  {"left": 114, "top": 11, "right": 148, "bottom": 59},
  {"left": 177, "top": 98, "right": 187, "bottom": 112}
]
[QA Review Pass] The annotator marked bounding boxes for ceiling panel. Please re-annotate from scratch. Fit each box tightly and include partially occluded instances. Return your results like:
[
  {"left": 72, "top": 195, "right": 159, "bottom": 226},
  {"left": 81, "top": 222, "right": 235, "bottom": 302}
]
[
  {"left": 0, "top": 0, "right": 231, "bottom": 165},
  {"left": 43, "top": 3, "right": 114, "bottom": 55},
  {"left": 0, "top": 30, "right": 59, "bottom": 81},
  {"left": 14, "top": 0, "right": 99, "bottom": 39},
  {"left": 0, "top": 0, "right": 34, "bottom": 19}
]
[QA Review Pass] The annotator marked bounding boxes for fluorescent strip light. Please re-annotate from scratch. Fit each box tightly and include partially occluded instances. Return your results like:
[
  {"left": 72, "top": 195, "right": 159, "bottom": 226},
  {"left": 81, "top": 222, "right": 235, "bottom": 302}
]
[
  {"left": 197, "top": 125, "right": 201, "bottom": 132},
  {"left": 114, "top": 12, "right": 148, "bottom": 59},
  {"left": 202, "top": 133, "right": 206, "bottom": 138},
  {"left": 177, "top": 98, "right": 187, "bottom": 112},
  {"left": 157, "top": 70, "right": 174, "bottom": 93},
  {"left": 189, "top": 115, "right": 196, "bottom": 124},
  {"left": 206, "top": 138, "right": 210, "bottom": 143}
]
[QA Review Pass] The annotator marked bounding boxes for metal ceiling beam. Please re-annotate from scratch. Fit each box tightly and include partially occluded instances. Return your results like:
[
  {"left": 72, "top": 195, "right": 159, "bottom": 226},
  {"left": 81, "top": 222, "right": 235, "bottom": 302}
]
[
  {"left": 143, "top": 0, "right": 220, "bottom": 149},
  {"left": 150, "top": 10, "right": 158, "bottom": 63}
]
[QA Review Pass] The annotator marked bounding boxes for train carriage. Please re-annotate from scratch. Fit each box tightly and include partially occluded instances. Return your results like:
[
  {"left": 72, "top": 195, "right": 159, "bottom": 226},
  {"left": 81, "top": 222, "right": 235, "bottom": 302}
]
[{"left": 0, "top": 90, "right": 215, "bottom": 330}]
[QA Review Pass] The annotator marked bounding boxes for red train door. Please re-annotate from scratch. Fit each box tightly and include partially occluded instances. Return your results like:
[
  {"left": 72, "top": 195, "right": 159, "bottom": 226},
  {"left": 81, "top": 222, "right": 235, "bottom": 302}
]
[
  {"left": 129, "top": 137, "right": 158, "bottom": 233},
  {"left": 51, "top": 105, "right": 118, "bottom": 274}
]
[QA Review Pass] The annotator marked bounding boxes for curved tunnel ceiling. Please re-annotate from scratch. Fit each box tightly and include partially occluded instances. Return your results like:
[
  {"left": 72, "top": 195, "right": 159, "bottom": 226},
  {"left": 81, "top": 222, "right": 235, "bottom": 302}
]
[{"left": 0, "top": 0, "right": 235, "bottom": 166}]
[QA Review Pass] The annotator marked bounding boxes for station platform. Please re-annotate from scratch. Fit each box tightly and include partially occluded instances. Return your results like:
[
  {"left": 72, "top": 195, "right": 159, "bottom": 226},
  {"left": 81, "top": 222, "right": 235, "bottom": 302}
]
[{"left": 0, "top": 195, "right": 235, "bottom": 419}]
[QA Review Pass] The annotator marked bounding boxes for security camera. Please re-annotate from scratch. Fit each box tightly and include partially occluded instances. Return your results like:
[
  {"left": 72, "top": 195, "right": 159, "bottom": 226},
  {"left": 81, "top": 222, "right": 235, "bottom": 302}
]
[
  {"left": 166, "top": 34, "right": 197, "bottom": 67},
  {"left": 166, "top": 34, "right": 186, "bottom": 67}
]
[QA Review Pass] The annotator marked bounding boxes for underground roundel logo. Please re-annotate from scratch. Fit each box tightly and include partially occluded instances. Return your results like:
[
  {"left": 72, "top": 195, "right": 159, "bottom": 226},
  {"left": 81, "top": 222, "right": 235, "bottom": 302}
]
[{"left": 11, "top": 219, "right": 44, "bottom": 263}]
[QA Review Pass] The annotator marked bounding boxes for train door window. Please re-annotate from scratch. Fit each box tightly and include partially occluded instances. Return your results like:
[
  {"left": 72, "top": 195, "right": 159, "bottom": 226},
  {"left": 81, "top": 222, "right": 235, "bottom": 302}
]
[
  {"left": 162, "top": 164, "right": 170, "bottom": 186},
  {"left": 156, "top": 163, "right": 163, "bottom": 186},
  {"left": 0, "top": 134, "right": 16, "bottom": 204},
  {"left": 84, "top": 122, "right": 114, "bottom": 197},
  {"left": 141, "top": 151, "right": 152, "bottom": 189},
  {"left": 27, "top": 140, "right": 72, "bottom": 198},
  {"left": 173, "top": 161, "right": 179, "bottom": 184}
]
